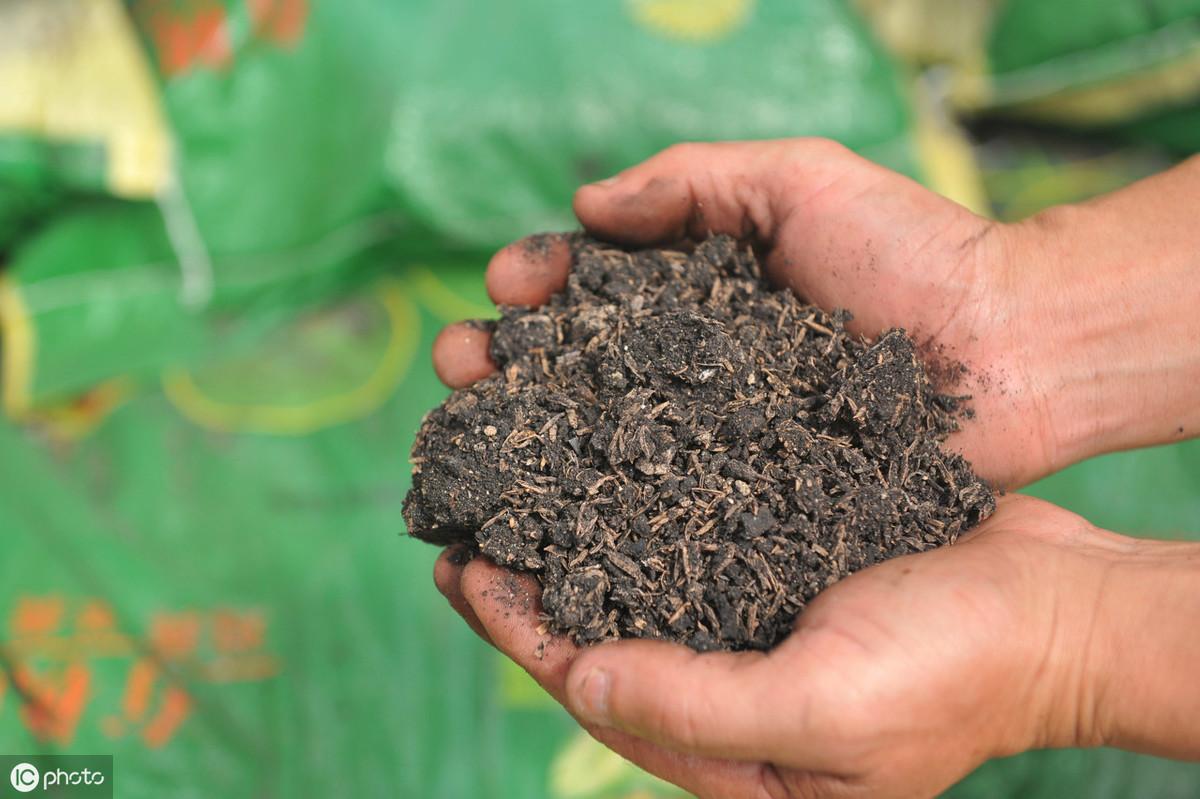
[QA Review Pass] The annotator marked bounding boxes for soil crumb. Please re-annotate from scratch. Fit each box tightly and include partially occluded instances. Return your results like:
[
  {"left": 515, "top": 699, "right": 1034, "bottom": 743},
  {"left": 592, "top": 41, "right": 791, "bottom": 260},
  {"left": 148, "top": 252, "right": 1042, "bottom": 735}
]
[{"left": 405, "top": 235, "right": 994, "bottom": 651}]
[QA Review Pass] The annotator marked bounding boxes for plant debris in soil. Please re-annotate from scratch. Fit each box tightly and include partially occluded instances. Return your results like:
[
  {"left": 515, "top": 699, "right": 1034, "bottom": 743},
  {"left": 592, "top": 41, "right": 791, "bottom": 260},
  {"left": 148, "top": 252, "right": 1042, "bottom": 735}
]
[{"left": 404, "top": 235, "right": 995, "bottom": 651}]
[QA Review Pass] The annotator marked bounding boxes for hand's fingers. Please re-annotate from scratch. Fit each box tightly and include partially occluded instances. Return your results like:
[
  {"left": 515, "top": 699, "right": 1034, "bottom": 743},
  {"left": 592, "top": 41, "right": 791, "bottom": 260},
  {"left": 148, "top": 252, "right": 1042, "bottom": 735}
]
[
  {"left": 485, "top": 233, "right": 572, "bottom": 307},
  {"left": 433, "top": 546, "right": 495, "bottom": 646},
  {"left": 459, "top": 558, "right": 775, "bottom": 798},
  {"left": 573, "top": 139, "right": 988, "bottom": 348},
  {"left": 586, "top": 725, "right": 783, "bottom": 799},
  {"left": 432, "top": 322, "right": 495, "bottom": 389},
  {"left": 563, "top": 638, "right": 803, "bottom": 764},
  {"left": 573, "top": 138, "right": 855, "bottom": 247},
  {"left": 459, "top": 557, "right": 578, "bottom": 699}
]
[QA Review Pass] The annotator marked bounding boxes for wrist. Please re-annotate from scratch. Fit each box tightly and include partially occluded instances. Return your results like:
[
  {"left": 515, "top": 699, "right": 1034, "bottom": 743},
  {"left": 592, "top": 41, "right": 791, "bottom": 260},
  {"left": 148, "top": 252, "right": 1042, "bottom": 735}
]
[
  {"left": 1006, "top": 192, "right": 1200, "bottom": 470},
  {"left": 1087, "top": 537, "right": 1200, "bottom": 759},
  {"left": 1007, "top": 203, "right": 1116, "bottom": 472},
  {"left": 991, "top": 520, "right": 1116, "bottom": 756},
  {"left": 1018, "top": 532, "right": 1200, "bottom": 758}
]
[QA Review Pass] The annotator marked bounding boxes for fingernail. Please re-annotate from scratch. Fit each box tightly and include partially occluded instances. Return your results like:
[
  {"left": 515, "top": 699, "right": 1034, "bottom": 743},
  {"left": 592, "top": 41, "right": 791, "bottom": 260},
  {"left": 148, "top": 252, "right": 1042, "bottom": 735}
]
[
  {"left": 590, "top": 175, "right": 621, "bottom": 189},
  {"left": 573, "top": 667, "right": 611, "bottom": 723}
]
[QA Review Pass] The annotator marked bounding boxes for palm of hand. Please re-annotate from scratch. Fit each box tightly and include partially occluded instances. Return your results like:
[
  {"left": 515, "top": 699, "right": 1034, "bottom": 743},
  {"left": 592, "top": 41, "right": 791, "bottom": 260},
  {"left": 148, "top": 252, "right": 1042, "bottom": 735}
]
[
  {"left": 436, "top": 495, "right": 1097, "bottom": 799},
  {"left": 746, "top": 144, "right": 1050, "bottom": 489}
]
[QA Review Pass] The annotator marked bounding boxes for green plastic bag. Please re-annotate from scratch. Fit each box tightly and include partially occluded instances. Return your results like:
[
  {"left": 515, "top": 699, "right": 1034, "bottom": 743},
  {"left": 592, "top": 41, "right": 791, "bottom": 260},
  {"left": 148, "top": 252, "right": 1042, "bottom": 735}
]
[
  {"left": 979, "top": 0, "right": 1200, "bottom": 127},
  {"left": 384, "top": 1, "right": 919, "bottom": 249},
  {"left": 2, "top": 0, "right": 921, "bottom": 417}
]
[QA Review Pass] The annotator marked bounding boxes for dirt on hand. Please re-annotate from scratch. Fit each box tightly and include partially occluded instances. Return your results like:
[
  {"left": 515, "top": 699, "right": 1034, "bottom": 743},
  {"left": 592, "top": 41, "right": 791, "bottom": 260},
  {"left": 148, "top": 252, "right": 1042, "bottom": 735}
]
[{"left": 404, "top": 235, "right": 995, "bottom": 651}]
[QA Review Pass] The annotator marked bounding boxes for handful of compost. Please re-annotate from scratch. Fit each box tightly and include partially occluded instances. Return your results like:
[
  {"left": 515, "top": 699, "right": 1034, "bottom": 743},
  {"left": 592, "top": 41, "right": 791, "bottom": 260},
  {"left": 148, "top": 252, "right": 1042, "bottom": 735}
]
[{"left": 404, "top": 235, "right": 994, "bottom": 651}]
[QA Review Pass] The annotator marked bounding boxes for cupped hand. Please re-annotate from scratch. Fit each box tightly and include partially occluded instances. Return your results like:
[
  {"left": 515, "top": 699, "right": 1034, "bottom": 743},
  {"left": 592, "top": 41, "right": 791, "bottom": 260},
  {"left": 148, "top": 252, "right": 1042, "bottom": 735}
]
[
  {"left": 435, "top": 138, "right": 1063, "bottom": 489},
  {"left": 424, "top": 141, "right": 1200, "bottom": 797},
  {"left": 435, "top": 494, "right": 1120, "bottom": 799}
]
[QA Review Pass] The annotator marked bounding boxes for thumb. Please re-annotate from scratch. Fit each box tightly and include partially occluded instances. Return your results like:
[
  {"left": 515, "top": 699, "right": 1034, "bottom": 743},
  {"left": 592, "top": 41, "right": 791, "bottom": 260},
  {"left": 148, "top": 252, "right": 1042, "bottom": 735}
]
[
  {"left": 572, "top": 138, "right": 858, "bottom": 246},
  {"left": 564, "top": 639, "right": 801, "bottom": 763}
]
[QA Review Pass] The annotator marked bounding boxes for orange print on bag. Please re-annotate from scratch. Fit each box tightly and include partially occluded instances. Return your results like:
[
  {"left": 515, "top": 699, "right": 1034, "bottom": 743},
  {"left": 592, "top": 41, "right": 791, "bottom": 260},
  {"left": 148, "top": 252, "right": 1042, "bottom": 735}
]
[
  {"left": 135, "top": 0, "right": 233, "bottom": 77},
  {"left": 3, "top": 594, "right": 279, "bottom": 748},
  {"left": 134, "top": 0, "right": 309, "bottom": 78},
  {"left": 249, "top": 0, "right": 310, "bottom": 46}
]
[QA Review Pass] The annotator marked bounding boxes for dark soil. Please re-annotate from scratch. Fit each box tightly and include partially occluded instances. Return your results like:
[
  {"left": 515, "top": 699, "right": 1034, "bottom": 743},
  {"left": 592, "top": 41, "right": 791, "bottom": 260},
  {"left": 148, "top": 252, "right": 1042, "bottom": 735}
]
[{"left": 404, "top": 235, "right": 995, "bottom": 651}]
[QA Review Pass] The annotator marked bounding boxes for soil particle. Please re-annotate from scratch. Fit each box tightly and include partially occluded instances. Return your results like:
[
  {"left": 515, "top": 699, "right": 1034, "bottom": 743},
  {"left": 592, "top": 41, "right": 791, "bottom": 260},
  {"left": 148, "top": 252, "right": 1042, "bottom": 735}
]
[
  {"left": 405, "top": 235, "right": 995, "bottom": 651},
  {"left": 521, "top": 233, "right": 559, "bottom": 258},
  {"left": 463, "top": 318, "right": 496, "bottom": 335},
  {"left": 446, "top": 546, "right": 475, "bottom": 567},
  {"left": 915, "top": 336, "right": 970, "bottom": 395}
]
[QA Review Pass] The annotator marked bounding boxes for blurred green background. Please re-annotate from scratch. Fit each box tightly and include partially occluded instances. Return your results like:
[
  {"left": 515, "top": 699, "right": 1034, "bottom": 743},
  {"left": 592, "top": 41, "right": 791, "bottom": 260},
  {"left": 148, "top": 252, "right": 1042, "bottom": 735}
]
[{"left": 0, "top": 1, "right": 1197, "bottom": 796}]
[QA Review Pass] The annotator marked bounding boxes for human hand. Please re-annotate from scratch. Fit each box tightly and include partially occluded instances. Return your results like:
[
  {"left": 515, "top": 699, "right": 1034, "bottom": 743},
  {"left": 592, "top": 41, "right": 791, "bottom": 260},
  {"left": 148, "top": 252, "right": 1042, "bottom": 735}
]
[
  {"left": 427, "top": 141, "right": 1200, "bottom": 796},
  {"left": 435, "top": 495, "right": 1200, "bottom": 798},
  {"left": 437, "top": 139, "right": 1065, "bottom": 489}
]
